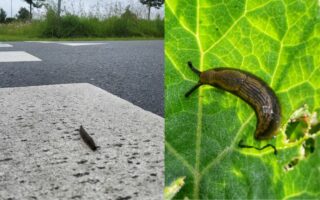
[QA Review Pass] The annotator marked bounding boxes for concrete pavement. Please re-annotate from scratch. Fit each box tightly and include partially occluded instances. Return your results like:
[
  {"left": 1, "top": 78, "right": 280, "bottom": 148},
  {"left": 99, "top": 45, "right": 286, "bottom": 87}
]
[{"left": 0, "top": 83, "right": 164, "bottom": 199}]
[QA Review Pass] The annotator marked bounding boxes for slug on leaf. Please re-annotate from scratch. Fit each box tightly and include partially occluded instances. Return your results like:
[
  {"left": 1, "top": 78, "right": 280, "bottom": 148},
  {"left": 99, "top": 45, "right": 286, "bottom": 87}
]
[{"left": 185, "top": 61, "right": 281, "bottom": 154}]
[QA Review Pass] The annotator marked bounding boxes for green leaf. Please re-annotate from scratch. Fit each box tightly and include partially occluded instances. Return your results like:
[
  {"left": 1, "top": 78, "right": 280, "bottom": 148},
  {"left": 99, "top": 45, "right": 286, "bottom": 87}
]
[{"left": 165, "top": 0, "right": 320, "bottom": 199}]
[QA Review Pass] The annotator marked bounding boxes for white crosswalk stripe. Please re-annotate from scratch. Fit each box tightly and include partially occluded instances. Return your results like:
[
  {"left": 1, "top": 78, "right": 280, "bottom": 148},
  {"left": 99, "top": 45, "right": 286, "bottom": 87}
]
[
  {"left": 59, "top": 42, "right": 106, "bottom": 46},
  {"left": 0, "top": 51, "right": 42, "bottom": 62},
  {"left": 24, "top": 41, "right": 106, "bottom": 46},
  {"left": 0, "top": 43, "right": 13, "bottom": 47},
  {"left": 0, "top": 83, "right": 163, "bottom": 199}
]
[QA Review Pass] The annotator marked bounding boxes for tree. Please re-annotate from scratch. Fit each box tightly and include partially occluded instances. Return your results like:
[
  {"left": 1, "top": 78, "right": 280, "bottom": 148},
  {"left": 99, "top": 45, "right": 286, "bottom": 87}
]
[
  {"left": 0, "top": 8, "right": 7, "bottom": 23},
  {"left": 140, "top": 0, "right": 164, "bottom": 20},
  {"left": 5, "top": 18, "right": 16, "bottom": 23},
  {"left": 23, "top": 0, "right": 46, "bottom": 20},
  {"left": 121, "top": 6, "right": 137, "bottom": 20},
  {"left": 17, "top": 7, "right": 31, "bottom": 21}
]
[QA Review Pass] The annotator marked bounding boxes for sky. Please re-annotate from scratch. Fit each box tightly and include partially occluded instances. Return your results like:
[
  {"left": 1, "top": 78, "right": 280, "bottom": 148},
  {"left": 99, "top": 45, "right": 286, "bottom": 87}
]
[{"left": 0, "top": 0, "right": 164, "bottom": 19}]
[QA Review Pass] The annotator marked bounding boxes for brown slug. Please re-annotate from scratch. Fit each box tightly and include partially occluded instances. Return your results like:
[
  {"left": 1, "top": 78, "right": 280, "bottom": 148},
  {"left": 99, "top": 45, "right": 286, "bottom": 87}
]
[
  {"left": 185, "top": 61, "right": 281, "bottom": 154},
  {"left": 79, "top": 125, "right": 97, "bottom": 151}
]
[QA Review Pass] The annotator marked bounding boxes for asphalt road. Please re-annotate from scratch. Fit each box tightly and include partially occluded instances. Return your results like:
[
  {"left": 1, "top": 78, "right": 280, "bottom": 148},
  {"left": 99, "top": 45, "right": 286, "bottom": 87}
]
[{"left": 0, "top": 41, "right": 164, "bottom": 116}]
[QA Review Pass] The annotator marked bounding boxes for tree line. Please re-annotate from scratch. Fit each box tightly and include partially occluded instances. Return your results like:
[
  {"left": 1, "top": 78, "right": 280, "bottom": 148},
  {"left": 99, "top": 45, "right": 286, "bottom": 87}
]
[
  {"left": 0, "top": 0, "right": 164, "bottom": 23},
  {"left": 0, "top": 7, "right": 30, "bottom": 23}
]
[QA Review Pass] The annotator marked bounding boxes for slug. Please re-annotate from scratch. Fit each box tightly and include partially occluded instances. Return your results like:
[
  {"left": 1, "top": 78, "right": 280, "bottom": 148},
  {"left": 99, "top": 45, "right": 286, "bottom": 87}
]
[
  {"left": 79, "top": 125, "right": 97, "bottom": 151},
  {"left": 185, "top": 61, "right": 281, "bottom": 154}
]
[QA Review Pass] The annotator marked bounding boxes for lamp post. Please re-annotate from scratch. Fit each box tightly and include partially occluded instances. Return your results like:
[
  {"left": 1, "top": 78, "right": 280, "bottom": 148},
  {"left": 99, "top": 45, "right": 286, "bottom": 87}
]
[
  {"left": 11, "top": 0, "right": 13, "bottom": 17},
  {"left": 58, "top": 0, "right": 61, "bottom": 16}
]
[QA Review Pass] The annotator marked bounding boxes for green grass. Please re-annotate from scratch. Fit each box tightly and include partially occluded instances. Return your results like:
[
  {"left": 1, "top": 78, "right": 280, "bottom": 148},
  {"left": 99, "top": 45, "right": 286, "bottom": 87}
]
[
  {"left": 0, "top": 35, "right": 163, "bottom": 41},
  {"left": 0, "top": 10, "right": 164, "bottom": 41},
  {"left": 0, "top": 22, "right": 42, "bottom": 39}
]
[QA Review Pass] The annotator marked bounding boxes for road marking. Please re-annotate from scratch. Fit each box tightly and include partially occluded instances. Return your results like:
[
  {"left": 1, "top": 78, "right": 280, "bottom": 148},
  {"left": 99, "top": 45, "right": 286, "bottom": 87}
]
[
  {"left": 24, "top": 41, "right": 107, "bottom": 46},
  {"left": 30, "top": 41, "right": 56, "bottom": 44},
  {"left": 24, "top": 41, "right": 55, "bottom": 43},
  {"left": 0, "top": 51, "right": 41, "bottom": 62},
  {"left": 0, "top": 44, "right": 13, "bottom": 47},
  {"left": 0, "top": 83, "right": 163, "bottom": 199},
  {"left": 59, "top": 42, "right": 106, "bottom": 46}
]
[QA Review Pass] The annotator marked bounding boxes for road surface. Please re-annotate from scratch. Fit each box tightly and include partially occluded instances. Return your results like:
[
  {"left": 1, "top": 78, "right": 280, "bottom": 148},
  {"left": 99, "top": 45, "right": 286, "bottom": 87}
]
[{"left": 0, "top": 41, "right": 164, "bottom": 116}]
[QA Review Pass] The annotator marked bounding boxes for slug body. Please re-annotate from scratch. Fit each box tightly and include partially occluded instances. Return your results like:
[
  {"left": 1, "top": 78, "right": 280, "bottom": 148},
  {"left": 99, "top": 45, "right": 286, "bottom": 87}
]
[
  {"left": 79, "top": 125, "right": 97, "bottom": 151},
  {"left": 186, "top": 62, "right": 281, "bottom": 140}
]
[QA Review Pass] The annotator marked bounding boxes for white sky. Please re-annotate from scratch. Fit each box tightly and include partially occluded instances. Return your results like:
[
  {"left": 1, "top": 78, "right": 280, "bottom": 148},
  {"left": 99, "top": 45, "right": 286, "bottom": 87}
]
[{"left": 0, "top": 0, "right": 164, "bottom": 19}]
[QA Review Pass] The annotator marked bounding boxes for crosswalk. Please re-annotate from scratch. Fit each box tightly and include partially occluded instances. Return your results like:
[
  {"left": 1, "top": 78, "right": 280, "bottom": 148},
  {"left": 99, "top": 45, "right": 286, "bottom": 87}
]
[
  {"left": 0, "top": 83, "right": 164, "bottom": 200},
  {"left": 0, "top": 41, "right": 106, "bottom": 62},
  {"left": 24, "top": 41, "right": 106, "bottom": 46},
  {"left": 0, "top": 42, "right": 41, "bottom": 62},
  {"left": 57, "top": 42, "right": 105, "bottom": 46},
  {"left": 0, "top": 42, "right": 163, "bottom": 199},
  {"left": 0, "top": 43, "right": 12, "bottom": 47},
  {"left": 0, "top": 51, "right": 41, "bottom": 62}
]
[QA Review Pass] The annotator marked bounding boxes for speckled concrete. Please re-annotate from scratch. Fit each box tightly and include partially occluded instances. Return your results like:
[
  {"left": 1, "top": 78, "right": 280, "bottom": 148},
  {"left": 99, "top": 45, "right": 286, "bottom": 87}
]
[{"left": 0, "top": 83, "right": 163, "bottom": 200}]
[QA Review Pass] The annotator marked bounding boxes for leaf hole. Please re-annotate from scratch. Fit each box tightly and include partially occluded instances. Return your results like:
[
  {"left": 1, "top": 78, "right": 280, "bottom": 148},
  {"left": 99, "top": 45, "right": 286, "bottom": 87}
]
[
  {"left": 303, "top": 138, "right": 315, "bottom": 157},
  {"left": 284, "top": 158, "right": 299, "bottom": 171},
  {"left": 310, "top": 122, "right": 320, "bottom": 134},
  {"left": 284, "top": 120, "right": 307, "bottom": 142}
]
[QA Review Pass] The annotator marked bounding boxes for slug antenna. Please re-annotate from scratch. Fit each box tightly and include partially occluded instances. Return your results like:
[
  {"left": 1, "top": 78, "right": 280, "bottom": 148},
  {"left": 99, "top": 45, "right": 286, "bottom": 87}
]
[
  {"left": 187, "top": 61, "right": 201, "bottom": 76},
  {"left": 238, "top": 140, "right": 277, "bottom": 155}
]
